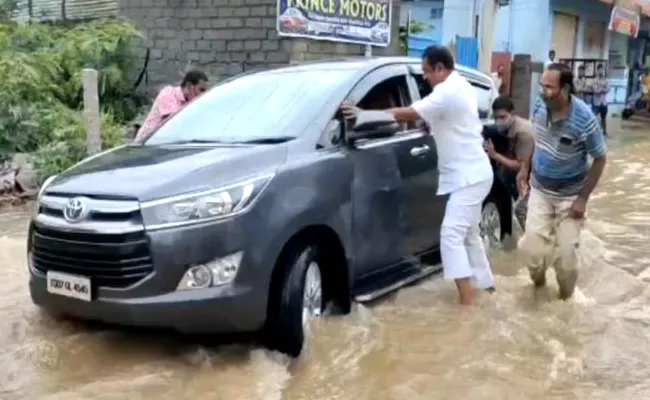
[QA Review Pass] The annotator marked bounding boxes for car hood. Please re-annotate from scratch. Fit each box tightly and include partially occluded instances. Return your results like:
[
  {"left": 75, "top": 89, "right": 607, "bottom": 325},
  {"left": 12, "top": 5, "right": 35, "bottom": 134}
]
[{"left": 45, "top": 143, "right": 287, "bottom": 201}]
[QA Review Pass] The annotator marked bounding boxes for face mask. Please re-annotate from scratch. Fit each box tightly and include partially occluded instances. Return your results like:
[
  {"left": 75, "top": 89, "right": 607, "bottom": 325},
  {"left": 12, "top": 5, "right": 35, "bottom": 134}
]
[{"left": 495, "top": 118, "right": 512, "bottom": 133}]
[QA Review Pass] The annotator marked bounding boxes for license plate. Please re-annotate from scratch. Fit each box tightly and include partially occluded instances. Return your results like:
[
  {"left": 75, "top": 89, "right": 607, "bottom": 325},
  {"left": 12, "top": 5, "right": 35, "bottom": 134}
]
[{"left": 46, "top": 271, "right": 92, "bottom": 302}]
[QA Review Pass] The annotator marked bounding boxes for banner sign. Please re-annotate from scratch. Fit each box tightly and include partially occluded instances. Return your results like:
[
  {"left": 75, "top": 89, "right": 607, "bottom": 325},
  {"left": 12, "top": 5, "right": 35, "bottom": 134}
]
[
  {"left": 608, "top": 6, "right": 640, "bottom": 38},
  {"left": 276, "top": 0, "right": 392, "bottom": 47}
]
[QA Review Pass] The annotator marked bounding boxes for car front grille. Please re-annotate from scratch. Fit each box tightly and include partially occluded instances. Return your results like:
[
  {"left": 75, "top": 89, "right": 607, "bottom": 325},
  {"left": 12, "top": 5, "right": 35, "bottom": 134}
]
[{"left": 31, "top": 195, "right": 153, "bottom": 289}]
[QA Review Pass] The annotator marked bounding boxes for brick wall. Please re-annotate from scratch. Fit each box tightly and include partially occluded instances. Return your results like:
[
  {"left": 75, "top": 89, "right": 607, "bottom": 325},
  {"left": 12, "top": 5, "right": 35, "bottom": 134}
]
[{"left": 119, "top": 0, "right": 402, "bottom": 93}]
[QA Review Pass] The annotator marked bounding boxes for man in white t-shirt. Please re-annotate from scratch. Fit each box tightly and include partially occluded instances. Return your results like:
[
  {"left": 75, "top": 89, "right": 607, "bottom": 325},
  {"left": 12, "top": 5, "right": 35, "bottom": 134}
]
[
  {"left": 544, "top": 50, "right": 556, "bottom": 68},
  {"left": 341, "top": 46, "right": 495, "bottom": 305}
]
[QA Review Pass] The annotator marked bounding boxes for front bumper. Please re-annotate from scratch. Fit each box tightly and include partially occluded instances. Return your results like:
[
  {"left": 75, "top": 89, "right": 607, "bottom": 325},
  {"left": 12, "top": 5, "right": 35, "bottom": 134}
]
[
  {"left": 29, "top": 274, "right": 262, "bottom": 333},
  {"left": 28, "top": 206, "right": 276, "bottom": 334}
]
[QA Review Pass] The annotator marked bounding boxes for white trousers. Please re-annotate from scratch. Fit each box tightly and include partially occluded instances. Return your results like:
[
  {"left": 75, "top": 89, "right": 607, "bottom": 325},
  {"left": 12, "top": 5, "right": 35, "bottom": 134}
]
[{"left": 440, "top": 178, "right": 495, "bottom": 289}]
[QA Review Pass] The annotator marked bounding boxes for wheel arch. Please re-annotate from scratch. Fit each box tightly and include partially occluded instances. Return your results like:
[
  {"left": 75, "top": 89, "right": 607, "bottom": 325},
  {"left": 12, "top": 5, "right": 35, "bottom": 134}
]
[{"left": 266, "top": 224, "right": 352, "bottom": 325}]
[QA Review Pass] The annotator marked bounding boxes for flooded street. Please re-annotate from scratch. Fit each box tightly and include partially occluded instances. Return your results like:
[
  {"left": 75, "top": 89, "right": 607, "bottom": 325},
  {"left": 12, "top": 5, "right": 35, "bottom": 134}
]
[{"left": 2, "top": 120, "right": 650, "bottom": 399}]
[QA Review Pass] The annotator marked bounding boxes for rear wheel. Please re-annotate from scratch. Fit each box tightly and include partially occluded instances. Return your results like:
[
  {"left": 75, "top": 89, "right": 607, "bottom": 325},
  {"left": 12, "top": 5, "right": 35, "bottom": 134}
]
[
  {"left": 622, "top": 109, "right": 633, "bottom": 120},
  {"left": 266, "top": 245, "right": 324, "bottom": 358},
  {"left": 480, "top": 199, "right": 502, "bottom": 253}
]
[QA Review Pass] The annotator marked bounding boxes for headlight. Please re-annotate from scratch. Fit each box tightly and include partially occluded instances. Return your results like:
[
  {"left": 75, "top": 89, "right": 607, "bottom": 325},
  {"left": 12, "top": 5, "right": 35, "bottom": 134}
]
[
  {"left": 32, "top": 175, "right": 58, "bottom": 217},
  {"left": 140, "top": 173, "right": 273, "bottom": 229}
]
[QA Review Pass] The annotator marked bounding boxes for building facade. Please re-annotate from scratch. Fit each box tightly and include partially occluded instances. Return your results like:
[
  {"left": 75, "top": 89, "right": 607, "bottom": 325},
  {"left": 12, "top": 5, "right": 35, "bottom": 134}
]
[
  {"left": 432, "top": 0, "right": 644, "bottom": 112},
  {"left": 117, "top": 0, "right": 403, "bottom": 91}
]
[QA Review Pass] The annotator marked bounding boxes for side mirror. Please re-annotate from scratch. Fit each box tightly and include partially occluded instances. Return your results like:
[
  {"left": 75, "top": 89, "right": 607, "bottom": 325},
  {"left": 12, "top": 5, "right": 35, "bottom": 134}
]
[
  {"left": 347, "top": 110, "right": 399, "bottom": 143},
  {"left": 478, "top": 109, "right": 489, "bottom": 119}
]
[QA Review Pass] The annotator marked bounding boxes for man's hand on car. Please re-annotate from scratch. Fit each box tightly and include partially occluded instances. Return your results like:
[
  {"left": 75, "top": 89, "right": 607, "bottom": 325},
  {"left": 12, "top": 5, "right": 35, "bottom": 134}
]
[{"left": 340, "top": 102, "right": 361, "bottom": 120}]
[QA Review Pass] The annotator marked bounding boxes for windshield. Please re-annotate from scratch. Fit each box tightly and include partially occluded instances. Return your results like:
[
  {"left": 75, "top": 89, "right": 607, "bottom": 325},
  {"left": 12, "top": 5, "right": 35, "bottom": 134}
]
[{"left": 145, "top": 69, "right": 354, "bottom": 145}]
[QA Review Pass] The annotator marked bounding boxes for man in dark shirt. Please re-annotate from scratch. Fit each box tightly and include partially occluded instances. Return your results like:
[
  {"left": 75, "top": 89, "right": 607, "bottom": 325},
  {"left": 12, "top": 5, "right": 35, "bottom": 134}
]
[{"left": 483, "top": 96, "right": 534, "bottom": 230}]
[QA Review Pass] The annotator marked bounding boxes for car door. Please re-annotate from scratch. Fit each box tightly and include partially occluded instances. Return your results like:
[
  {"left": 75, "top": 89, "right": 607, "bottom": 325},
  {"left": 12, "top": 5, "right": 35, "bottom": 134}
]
[
  {"left": 343, "top": 64, "right": 440, "bottom": 277},
  {"left": 401, "top": 67, "right": 446, "bottom": 251}
]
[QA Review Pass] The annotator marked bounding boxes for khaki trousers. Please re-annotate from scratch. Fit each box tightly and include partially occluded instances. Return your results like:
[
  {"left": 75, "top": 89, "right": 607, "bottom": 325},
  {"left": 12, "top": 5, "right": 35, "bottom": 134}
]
[{"left": 518, "top": 188, "right": 585, "bottom": 297}]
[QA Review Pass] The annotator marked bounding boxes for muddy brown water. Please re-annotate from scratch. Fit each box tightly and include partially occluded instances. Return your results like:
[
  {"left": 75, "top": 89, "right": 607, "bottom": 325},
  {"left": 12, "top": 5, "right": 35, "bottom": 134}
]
[{"left": 2, "top": 120, "right": 650, "bottom": 399}]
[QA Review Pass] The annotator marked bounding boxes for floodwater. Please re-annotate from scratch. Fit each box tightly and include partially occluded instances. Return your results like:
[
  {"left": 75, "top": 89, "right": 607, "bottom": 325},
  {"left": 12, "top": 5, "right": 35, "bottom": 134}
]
[{"left": 2, "top": 120, "right": 650, "bottom": 399}]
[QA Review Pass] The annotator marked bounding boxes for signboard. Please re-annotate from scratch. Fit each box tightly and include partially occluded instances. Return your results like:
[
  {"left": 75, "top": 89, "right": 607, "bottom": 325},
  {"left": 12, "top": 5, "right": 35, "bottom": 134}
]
[
  {"left": 276, "top": 0, "right": 392, "bottom": 47},
  {"left": 608, "top": 6, "right": 640, "bottom": 38}
]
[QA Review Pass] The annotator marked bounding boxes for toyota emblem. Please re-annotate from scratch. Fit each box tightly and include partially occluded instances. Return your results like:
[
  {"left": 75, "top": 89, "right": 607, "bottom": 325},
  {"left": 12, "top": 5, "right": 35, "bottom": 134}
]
[{"left": 63, "top": 197, "right": 89, "bottom": 223}]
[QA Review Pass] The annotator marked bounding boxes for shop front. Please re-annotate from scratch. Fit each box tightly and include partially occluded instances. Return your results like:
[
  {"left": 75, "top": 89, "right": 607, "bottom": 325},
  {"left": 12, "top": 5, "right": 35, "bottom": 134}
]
[
  {"left": 549, "top": 0, "right": 642, "bottom": 112},
  {"left": 605, "top": 1, "right": 645, "bottom": 112}
]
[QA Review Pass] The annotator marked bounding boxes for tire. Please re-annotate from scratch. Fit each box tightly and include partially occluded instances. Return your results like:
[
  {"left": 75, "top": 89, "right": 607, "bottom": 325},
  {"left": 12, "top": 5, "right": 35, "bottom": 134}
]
[
  {"left": 266, "top": 245, "right": 324, "bottom": 358},
  {"left": 622, "top": 109, "right": 633, "bottom": 120},
  {"left": 480, "top": 199, "right": 502, "bottom": 253}
]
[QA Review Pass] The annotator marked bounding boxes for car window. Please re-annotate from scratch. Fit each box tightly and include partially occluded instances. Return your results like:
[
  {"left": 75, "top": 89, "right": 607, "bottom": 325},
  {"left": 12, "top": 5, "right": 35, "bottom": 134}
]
[
  {"left": 145, "top": 69, "right": 355, "bottom": 145},
  {"left": 412, "top": 73, "right": 432, "bottom": 99},
  {"left": 468, "top": 79, "right": 495, "bottom": 119},
  {"left": 357, "top": 75, "right": 415, "bottom": 131},
  {"left": 412, "top": 72, "right": 494, "bottom": 119}
]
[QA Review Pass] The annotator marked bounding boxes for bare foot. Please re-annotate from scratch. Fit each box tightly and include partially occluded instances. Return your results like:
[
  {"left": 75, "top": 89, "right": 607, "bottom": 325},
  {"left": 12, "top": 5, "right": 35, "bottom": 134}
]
[{"left": 455, "top": 277, "right": 475, "bottom": 305}]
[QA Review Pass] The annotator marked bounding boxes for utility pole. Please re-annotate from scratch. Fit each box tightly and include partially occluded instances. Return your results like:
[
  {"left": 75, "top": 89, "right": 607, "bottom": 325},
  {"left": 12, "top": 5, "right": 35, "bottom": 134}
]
[{"left": 477, "top": 0, "right": 498, "bottom": 74}]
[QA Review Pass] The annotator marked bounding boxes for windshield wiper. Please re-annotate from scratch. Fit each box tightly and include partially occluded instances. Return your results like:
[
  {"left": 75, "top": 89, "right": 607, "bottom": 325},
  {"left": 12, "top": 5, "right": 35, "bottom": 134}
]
[{"left": 234, "top": 136, "right": 297, "bottom": 144}]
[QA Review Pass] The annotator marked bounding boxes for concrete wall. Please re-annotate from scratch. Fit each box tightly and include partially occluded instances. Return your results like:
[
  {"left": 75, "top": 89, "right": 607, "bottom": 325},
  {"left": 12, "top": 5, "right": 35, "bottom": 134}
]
[
  {"left": 441, "top": 0, "right": 474, "bottom": 45},
  {"left": 492, "top": 0, "right": 613, "bottom": 62},
  {"left": 119, "top": 0, "right": 402, "bottom": 92},
  {"left": 441, "top": 0, "right": 552, "bottom": 61},
  {"left": 492, "top": 0, "right": 552, "bottom": 62}
]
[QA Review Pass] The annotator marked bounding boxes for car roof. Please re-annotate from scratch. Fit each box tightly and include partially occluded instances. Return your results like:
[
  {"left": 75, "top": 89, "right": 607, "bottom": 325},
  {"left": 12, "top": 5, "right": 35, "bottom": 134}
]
[{"left": 258, "top": 57, "right": 493, "bottom": 82}]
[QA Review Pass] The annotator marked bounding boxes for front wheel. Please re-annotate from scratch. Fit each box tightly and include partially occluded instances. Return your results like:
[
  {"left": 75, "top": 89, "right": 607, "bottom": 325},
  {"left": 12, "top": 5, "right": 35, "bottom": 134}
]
[
  {"left": 266, "top": 245, "right": 324, "bottom": 358},
  {"left": 480, "top": 199, "right": 502, "bottom": 253}
]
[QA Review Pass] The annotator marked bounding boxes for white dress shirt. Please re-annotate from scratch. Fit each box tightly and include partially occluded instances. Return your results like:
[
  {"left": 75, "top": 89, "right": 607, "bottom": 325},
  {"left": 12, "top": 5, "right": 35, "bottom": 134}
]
[{"left": 411, "top": 71, "right": 493, "bottom": 195}]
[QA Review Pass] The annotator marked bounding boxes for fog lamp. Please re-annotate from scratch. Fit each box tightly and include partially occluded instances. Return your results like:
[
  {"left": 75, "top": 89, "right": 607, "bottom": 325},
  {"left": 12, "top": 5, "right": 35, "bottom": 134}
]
[
  {"left": 176, "top": 252, "right": 243, "bottom": 290},
  {"left": 177, "top": 265, "right": 212, "bottom": 290},
  {"left": 206, "top": 251, "right": 243, "bottom": 286}
]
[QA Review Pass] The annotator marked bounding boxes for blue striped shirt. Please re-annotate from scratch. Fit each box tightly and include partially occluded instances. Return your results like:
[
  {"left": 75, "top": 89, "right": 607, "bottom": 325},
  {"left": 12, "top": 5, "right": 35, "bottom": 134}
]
[{"left": 530, "top": 96, "right": 607, "bottom": 196}]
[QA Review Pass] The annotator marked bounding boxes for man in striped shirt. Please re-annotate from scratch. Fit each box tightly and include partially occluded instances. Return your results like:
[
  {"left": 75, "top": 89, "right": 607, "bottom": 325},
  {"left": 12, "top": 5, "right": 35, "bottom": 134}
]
[{"left": 517, "top": 63, "right": 607, "bottom": 300}]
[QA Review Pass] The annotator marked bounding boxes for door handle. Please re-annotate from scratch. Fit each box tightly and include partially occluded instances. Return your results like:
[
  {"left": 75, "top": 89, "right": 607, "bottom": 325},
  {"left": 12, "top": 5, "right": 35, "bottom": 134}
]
[{"left": 410, "top": 145, "right": 430, "bottom": 157}]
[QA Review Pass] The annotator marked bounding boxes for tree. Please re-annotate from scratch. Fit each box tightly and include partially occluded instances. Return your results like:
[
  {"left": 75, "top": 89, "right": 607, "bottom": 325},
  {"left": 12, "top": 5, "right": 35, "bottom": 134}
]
[{"left": 399, "top": 20, "right": 427, "bottom": 55}]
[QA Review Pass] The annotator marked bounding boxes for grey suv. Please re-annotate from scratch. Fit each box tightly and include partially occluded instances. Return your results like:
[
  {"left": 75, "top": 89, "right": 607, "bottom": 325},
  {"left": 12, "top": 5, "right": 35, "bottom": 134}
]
[{"left": 28, "top": 58, "right": 512, "bottom": 357}]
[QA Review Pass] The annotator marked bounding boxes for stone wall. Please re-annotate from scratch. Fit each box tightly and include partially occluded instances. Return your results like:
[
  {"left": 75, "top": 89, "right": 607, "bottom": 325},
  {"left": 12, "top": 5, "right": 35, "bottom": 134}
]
[{"left": 119, "top": 0, "right": 402, "bottom": 93}]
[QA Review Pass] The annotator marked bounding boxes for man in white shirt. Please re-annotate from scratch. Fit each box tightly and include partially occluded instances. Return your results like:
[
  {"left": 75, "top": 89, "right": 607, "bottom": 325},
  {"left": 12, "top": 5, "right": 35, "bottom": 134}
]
[
  {"left": 341, "top": 46, "right": 495, "bottom": 305},
  {"left": 544, "top": 50, "right": 556, "bottom": 68}
]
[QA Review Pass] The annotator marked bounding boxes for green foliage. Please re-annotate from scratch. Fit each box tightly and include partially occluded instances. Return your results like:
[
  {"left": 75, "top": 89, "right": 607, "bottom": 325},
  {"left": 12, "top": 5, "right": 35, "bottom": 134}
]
[
  {"left": 399, "top": 20, "right": 427, "bottom": 55},
  {"left": 31, "top": 106, "right": 124, "bottom": 178},
  {"left": 0, "top": 18, "right": 144, "bottom": 179}
]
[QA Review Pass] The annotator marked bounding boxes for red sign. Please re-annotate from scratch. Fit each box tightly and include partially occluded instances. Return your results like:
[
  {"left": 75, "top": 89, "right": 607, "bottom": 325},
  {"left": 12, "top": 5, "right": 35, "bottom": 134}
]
[{"left": 609, "top": 6, "right": 640, "bottom": 37}]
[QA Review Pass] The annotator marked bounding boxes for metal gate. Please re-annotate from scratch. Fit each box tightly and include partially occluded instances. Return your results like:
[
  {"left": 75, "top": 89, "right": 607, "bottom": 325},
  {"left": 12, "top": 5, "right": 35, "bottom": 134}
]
[
  {"left": 407, "top": 34, "right": 439, "bottom": 58},
  {"left": 455, "top": 36, "right": 478, "bottom": 69}
]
